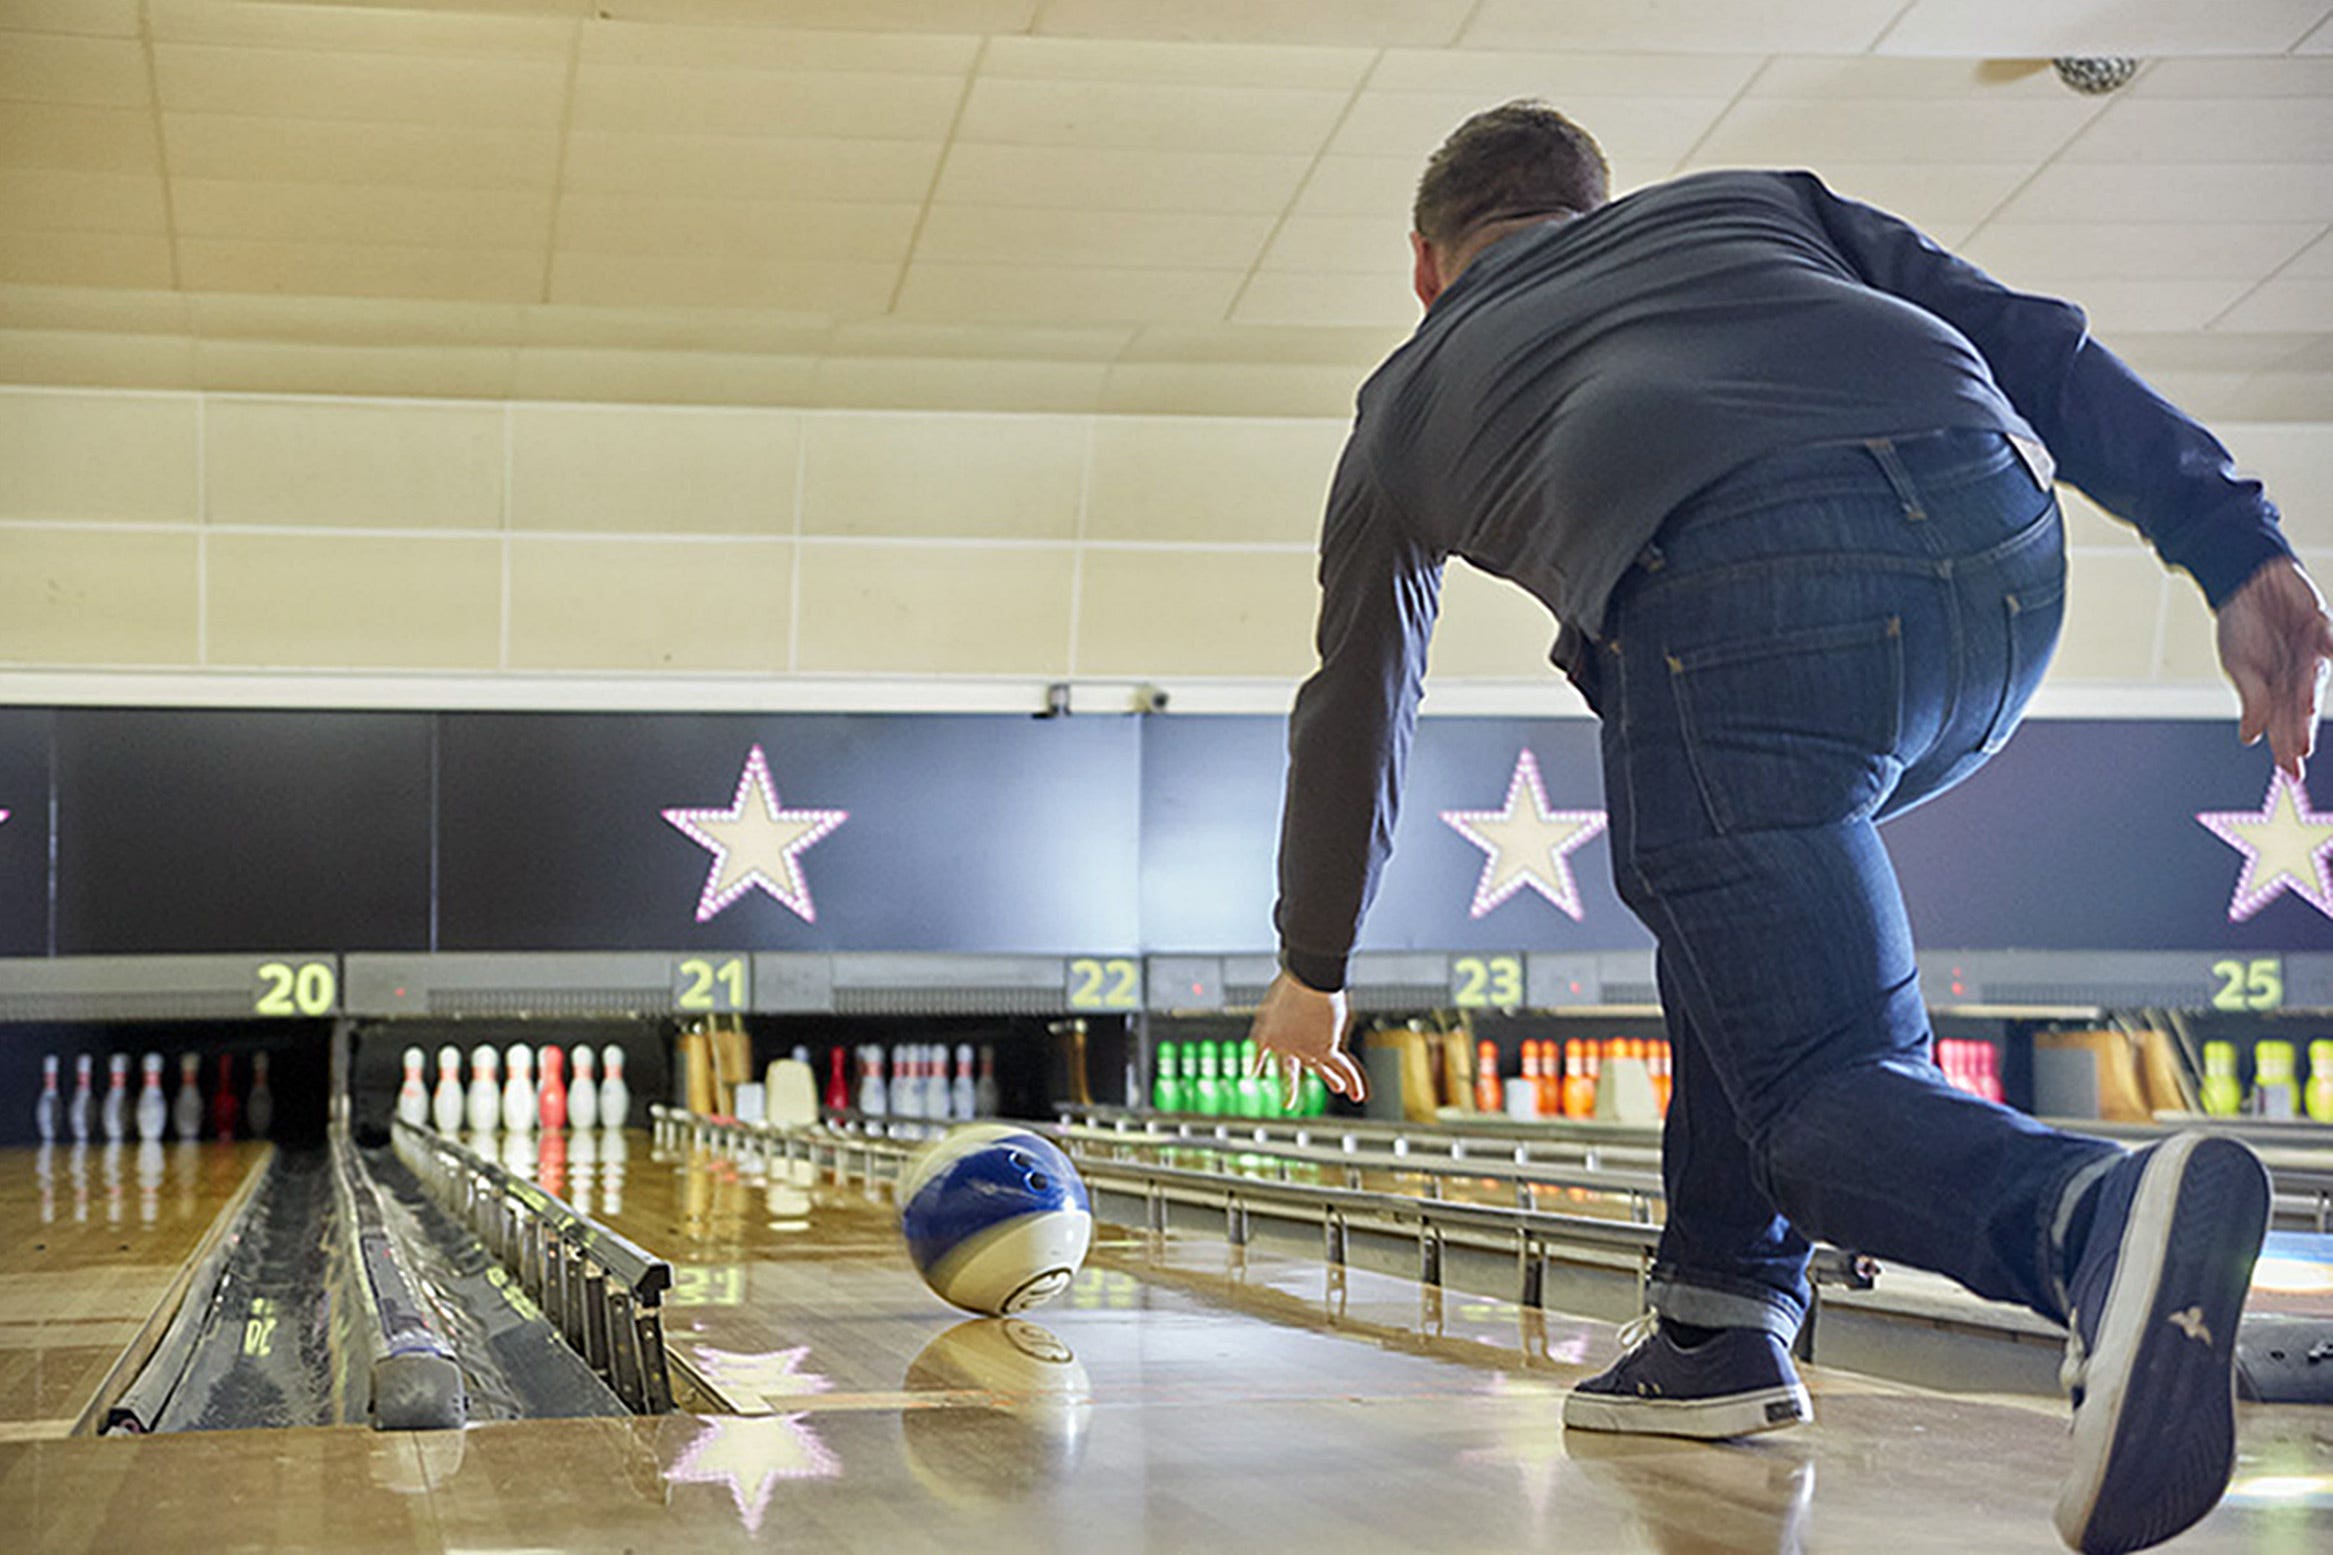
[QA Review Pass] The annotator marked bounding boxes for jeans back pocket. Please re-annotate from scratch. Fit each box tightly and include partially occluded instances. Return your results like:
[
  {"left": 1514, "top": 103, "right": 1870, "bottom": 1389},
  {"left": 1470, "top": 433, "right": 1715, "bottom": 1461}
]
[{"left": 1668, "top": 615, "right": 1905, "bottom": 835}]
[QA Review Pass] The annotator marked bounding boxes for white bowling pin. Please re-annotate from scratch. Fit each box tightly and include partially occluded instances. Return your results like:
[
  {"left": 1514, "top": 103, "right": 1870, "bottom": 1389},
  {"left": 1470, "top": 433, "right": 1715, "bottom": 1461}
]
[
  {"left": 101, "top": 1054, "right": 129, "bottom": 1143},
  {"left": 466, "top": 1045, "right": 500, "bottom": 1134},
  {"left": 953, "top": 1044, "right": 976, "bottom": 1120},
  {"left": 135, "top": 1053, "right": 167, "bottom": 1143},
  {"left": 69, "top": 1054, "right": 93, "bottom": 1143},
  {"left": 172, "top": 1053, "right": 202, "bottom": 1141},
  {"left": 501, "top": 1044, "right": 535, "bottom": 1135},
  {"left": 397, "top": 1046, "right": 430, "bottom": 1128},
  {"left": 247, "top": 1053, "right": 273, "bottom": 1140},
  {"left": 431, "top": 1045, "right": 464, "bottom": 1134},
  {"left": 598, "top": 1045, "right": 629, "bottom": 1131},
  {"left": 35, "top": 1054, "right": 60, "bottom": 1142},
  {"left": 567, "top": 1045, "right": 599, "bottom": 1131},
  {"left": 858, "top": 1045, "right": 886, "bottom": 1116},
  {"left": 974, "top": 1044, "right": 999, "bottom": 1118}
]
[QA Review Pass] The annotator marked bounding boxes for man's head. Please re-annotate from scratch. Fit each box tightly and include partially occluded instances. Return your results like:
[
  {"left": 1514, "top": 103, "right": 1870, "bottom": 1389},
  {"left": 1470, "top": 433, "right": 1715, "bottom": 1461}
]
[{"left": 1410, "top": 100, "right": 1609, "bottom": 306}]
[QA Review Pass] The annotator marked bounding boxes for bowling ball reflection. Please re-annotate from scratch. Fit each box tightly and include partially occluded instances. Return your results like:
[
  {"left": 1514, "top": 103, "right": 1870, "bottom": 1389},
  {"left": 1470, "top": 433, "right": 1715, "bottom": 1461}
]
[{"left": 900, "top": 1318, "right": 1092, "bottom": 1506}]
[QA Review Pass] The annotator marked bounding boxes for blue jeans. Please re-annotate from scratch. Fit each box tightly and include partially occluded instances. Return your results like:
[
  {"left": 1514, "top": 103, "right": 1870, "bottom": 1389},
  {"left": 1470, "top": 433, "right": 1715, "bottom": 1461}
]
[{"left": 1579, "top": 428, "right": 2123, "bottom": 1338}]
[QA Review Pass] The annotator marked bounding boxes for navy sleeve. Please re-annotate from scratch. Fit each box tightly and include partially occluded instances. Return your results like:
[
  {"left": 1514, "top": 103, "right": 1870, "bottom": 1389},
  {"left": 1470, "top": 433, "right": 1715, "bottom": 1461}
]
[
  {"left": 1794, "top": 172, "right": 2291, "bottom": 608},
  {"left": 1273, "top": 440, "right": 1444, "bottom": 993}
]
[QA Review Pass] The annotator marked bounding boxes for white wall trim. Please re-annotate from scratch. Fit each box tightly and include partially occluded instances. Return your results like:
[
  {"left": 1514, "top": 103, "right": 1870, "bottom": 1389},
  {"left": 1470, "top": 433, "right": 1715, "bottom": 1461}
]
[{"left": 0, "top": 668, "right": 2241, "bottom": 721}]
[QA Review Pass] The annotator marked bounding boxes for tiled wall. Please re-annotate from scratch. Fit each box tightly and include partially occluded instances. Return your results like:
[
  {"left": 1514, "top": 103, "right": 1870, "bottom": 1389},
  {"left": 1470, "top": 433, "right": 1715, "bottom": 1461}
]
[{"left": 0, "top": 385, "right": 2326, "bottom": 696}]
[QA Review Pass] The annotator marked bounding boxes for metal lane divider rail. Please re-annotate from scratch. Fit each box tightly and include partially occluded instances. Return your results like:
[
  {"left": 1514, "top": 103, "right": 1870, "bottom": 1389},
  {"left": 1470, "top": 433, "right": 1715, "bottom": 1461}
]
[
  {"left": 391, "top": 1121, "right": 674, "bottom": 1413},
  {"left": 648, "top": 1104, "right": 1879, "bottom": 1361}
]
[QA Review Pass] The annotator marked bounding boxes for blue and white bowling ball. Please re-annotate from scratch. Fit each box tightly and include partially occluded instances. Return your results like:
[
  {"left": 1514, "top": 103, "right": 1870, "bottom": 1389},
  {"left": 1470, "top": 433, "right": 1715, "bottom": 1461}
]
[{"left": 899, "top": 1124, "right": 1091, "bottom": 1315}]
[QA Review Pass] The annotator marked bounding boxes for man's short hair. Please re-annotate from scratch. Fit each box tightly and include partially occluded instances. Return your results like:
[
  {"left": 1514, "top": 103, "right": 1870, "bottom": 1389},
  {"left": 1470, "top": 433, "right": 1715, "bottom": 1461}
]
[{"left": 1412, "top": 100, "right": 1611, "bottom": 250}]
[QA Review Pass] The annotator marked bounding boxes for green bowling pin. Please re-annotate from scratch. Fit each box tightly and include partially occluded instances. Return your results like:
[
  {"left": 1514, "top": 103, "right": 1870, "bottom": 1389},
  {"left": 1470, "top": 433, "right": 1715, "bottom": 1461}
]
[{"left": 1153, "top": 1040, "right": 1183, "bottom": 1114}]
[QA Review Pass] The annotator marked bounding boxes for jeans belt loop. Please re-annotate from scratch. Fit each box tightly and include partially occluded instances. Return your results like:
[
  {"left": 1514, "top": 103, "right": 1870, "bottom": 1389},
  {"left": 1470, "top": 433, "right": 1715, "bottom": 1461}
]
[{"left": 1862, "top": 438, "right": 1928, "bottom": 523}]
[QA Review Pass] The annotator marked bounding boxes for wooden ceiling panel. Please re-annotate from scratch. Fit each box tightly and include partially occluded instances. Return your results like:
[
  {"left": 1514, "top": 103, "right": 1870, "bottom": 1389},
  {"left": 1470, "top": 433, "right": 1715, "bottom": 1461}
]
[
  {"left": 554, "top": 193, "right": 920, "bottom": 262},
  {"left": 173, "top": 179, "right": 556, "bottom": 251},
  {"left": 1033, "top": 0, "right": 1471, "bottom": 49},
  {"left": 548, "top": 250, "right": 897, "bottom": 312},
  {"left": 932, "top": 144, "right": 1310, "bottom": 214},
  {"left": 577, "top": 18, "right": 973, "bottom": 71},
  {"left": 913, "top": 205, "right": 1275, "bottom": 270},
  {"left": 1880, "top": 0, "right": 2331, "bottom": 56},
  {"left": 894, "top": 263, "right": 1240, "bottom": 325},
  {"left": 0, "top": 32, "right": 151, "bottom": 107},
  {"left": 153, "top": 44, "right": 569, "bottom": 128},
  {"left": 1998, "top": 161, "right": 2333, "bottom": 224},
  {"left": 569, "top": 63, "right": 966, "bottom": 138},
  {"left": 146, "top": 0, "right": 574, "bottom": 57},
  {"left": 177, "top": 237, "right": 545, "bottom": 303},
  {"left": 0, "top": 229, "right": 173, "bottom": 288},
  {"left": 163, "top": 114, "right": 561, "bottom": 189},
  {"left": 1695, "top": 94, "right": 2105, "bottom": 165},
  {"left": 0, "top": 102, "right": 160, "bottom": 173},
  {"left": 1369, "top": 47, "right": 1762, "bottom": 98},
  {"left": 2064, "top": 96, "right": 2333, "bottom": 163},
  {"left": 1464, "top": 0, "right": 1905, "bottom": 55},
  {"left": 561, "top": 131, "right": 942, "bottom": 202},
  {"left": 980, "top": 34, "right": 1368, "bottom": 90},
  {"left": 954, "top": 78, "right": 1349, "bottom": 153},
  {"left": 0, "top": 1, "right": 138, "bottom": 37},
  {"left": 0, "top": 168, "right": 168, "bottom": 233}
]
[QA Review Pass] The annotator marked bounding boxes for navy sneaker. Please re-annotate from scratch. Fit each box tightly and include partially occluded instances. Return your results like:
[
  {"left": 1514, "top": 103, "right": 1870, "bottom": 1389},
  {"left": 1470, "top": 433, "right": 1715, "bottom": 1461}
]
[
  {"left": 2054, "top": 1133, "right": 2270, "bottom": 1555},
  {"left": 1562, "top": 1314, "right": 1813, "bottom": 1439}
]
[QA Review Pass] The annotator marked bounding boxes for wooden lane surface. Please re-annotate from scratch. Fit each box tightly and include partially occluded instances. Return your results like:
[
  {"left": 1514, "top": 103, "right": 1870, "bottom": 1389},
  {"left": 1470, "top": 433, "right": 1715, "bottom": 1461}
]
[
  {"left": 1, "top": 1132, "right": 2323, "bottom": 1552},
  {"left": 0, "top": 1142, "right": 272, "bottom": 1442}
]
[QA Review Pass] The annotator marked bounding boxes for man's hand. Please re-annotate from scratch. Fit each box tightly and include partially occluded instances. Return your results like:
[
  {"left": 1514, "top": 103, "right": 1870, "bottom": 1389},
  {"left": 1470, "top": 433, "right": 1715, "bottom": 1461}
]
[
  {"left": 1247, "top": 971, "right": 1367, "bottom": 1110},
  {"left": 2216, "top": 559, "right": 2333, "bottom": 780}
]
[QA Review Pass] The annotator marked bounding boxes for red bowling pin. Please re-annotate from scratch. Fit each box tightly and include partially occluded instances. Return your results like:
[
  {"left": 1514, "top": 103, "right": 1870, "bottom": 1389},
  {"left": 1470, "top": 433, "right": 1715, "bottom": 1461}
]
[
  {"left": 537, "top": 1045, "right": 568, "bottom": 1132},
  {"left": 212, "top": 1052, "right": 238, "bottom": 1141}
]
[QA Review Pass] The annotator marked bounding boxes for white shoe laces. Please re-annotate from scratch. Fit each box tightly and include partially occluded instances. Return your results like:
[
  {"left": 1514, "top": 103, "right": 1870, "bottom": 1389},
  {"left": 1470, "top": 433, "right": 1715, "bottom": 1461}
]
[
  {"left": 2060, "top": 1318, "right": 2089, "bottom": 1406},
  {"left": 1616, "top": 1311, "right": 1661, "bottom": 1351}
]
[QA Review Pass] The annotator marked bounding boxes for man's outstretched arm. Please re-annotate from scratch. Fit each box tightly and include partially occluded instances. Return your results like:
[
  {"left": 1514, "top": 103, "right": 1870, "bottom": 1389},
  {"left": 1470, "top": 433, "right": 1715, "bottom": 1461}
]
[{"left": 1256, "top": 443, "right": 1442, "bottom": 1100}]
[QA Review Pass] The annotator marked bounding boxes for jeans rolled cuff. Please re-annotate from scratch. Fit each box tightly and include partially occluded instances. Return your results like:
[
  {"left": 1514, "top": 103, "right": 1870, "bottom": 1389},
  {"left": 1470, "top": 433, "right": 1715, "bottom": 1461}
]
[{"left": 1645, "top": 1274, "right": 1803, "bottom": 1340}]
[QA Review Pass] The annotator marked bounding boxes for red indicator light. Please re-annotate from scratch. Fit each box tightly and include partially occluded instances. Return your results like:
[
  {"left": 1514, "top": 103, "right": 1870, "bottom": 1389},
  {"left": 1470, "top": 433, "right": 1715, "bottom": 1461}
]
[
  {"left": 1568, "top": 980, "right": 1582, "bottom": 994},
  {"left": 394, "top": 987, "right": 407, "bottom": 998},
  {"left": 1192, "top": 981, "right": 1204, "bottom": 996}
]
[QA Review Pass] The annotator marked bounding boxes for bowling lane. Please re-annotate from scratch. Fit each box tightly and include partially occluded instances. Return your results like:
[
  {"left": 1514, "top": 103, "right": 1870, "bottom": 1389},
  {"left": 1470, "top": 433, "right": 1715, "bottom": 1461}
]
[{"left": 0, "top": 1142, "right": 272, "bottom": 1441}]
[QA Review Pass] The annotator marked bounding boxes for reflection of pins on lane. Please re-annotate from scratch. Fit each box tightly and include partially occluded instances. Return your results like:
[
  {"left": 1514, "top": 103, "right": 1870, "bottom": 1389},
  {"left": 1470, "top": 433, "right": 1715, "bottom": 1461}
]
[
  {"left": 398, "top": 1046, "right": 430, "bottom": 1128},
  {"left": 466, "top": 1046, "right": 500, "bottom": 1134},
  {"left": 101, "top": 1053, "right": 130, "bottom": 1143},
  {"left": 499, "top": 1129, "right": 536, "bottom": 1178},
  {"left": 173, "top": 1053, "right": 202, "bottom": 1141},
  {"left": 136, "top": 1053, "right": 167, "bottom": 1142},
  {"left": 432, "top": 1046, "right": 464, "bottom": 1134},
  {"left": 501, "top": 1044, "right": 535, "bottom": 1135},
  {"left": 599, "top": 1045, "right": 629, "bottom": 1130},
  {"left": 567, "top": 1046, "right": 599, "bottom": 1131},
  {"left": 569, "top": 1126, "right": 597, "bottom": 1203}
]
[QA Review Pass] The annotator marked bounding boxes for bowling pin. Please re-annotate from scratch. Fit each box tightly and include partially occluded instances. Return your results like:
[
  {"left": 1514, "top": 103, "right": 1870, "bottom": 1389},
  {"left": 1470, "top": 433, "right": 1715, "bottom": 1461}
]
[
  {"left": 101, "top": 1054, "right": 130, "bottom": 1143},
  {"left": 501, "top": 1044, "right": 535, "bottom": 1135},
  {"left": 974, "top": 1045, "right": 999, "bottom": 1118},
  {"left": 35, "top": 1054, "right": 60, "bottom": 1143},
  {"left": 953, "top": 1043, "right": 975, "bottom": 1120},
  {"left": 858, "top": 1045, "right": 887, "bottom": 1116},
  {"left": 211, "top": 1052, "right": 238, "bottom": 1141},
  {"left": 172, "top": 1053, "right": 202, "bottom": 1141},
  {"left": 824, "top": 1047, "right": 848, "bottom": 1114},
  {"left": 136, "top": 1053, "right": 166, "bottom": 1143},
  {"left": 432, "top": 1045, "right": 464, "bottom": 1134},
  {"left": 598, "top": 1044, "right": 629, "bottom": 1131},
  {"left": 537, "top": 1045, "right": 568, "bottom": 1132},
  {"left": 69, "top": 1054, "right": 93, "bottom": 1143},
  {"left": 466, "top": 1045, "right": 500, "bottom": 1134},
  {"left": 567, "top": 1045, "right": 599, "bottom": 1131},
  {"left": 247, "top": 1053, "right": 273, "bottom": 1140},
  {"left": 397, "top": 1046, "right": 430, "bottom": 1128}
]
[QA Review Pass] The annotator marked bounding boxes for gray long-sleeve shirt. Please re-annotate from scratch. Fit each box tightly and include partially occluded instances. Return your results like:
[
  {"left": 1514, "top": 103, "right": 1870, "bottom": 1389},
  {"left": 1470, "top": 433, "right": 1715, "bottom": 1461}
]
[{"left": 1275, "top": 168, "right": 2291, "bottom": 992}]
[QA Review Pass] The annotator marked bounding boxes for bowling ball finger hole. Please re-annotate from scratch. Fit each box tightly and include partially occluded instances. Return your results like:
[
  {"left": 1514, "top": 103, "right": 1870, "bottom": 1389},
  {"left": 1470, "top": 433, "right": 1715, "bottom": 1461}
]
[{"left": 1027, "top": 1172, "right": 1051, "bottom": 1191}]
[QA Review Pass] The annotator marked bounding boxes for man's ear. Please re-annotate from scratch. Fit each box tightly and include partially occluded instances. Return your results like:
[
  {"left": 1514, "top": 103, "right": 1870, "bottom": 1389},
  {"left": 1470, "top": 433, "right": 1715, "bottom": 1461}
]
[{"left": 1411, "top": 231, "right": 1443, "bottom": 310}]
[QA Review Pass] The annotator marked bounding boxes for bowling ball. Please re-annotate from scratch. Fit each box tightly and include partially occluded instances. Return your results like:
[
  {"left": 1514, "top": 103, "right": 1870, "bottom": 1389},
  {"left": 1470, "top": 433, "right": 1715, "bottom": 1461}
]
[
  {"left": 898, "top": 1124, "right": 1091, "bottom": 1315},
  {"left": 901, "top": 1317, "right": 1092, "bottom": 1505}
]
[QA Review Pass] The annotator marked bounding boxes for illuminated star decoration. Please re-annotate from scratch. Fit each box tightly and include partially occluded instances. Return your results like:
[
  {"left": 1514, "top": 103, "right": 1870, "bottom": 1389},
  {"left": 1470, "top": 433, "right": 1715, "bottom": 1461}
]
[
  {"left": 2196, "top": 771, "right": 2333, "bottom": 923},
  {"left": 665, "top": 1414, "right": 841, "bottom": 1533},
  {"left": 1440, "top": 749, "right": 1608, "bottom": 920},
  {"left": 662, "top": 745, "right": 848, "bottom": 923}
]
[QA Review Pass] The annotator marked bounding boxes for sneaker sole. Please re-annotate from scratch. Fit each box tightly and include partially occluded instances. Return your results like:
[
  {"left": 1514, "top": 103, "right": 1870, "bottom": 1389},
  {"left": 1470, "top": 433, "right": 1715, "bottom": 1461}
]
[
  {"left": 1562, "top": 1383, "right": 1812, "bottom": 1440},
  {"left": 2054, "top": 1134, "right": 2270, "bottom": 1555}
]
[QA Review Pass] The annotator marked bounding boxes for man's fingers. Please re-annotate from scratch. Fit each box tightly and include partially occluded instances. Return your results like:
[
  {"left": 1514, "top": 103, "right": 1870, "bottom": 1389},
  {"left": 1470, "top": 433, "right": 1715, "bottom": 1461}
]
[
  {"left": 1326, "top": 1051, "right": 1368, "bottom": 1103},
  {"left": 1281, "top": 1056, "right": 1301, "bottom": 1113}
]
